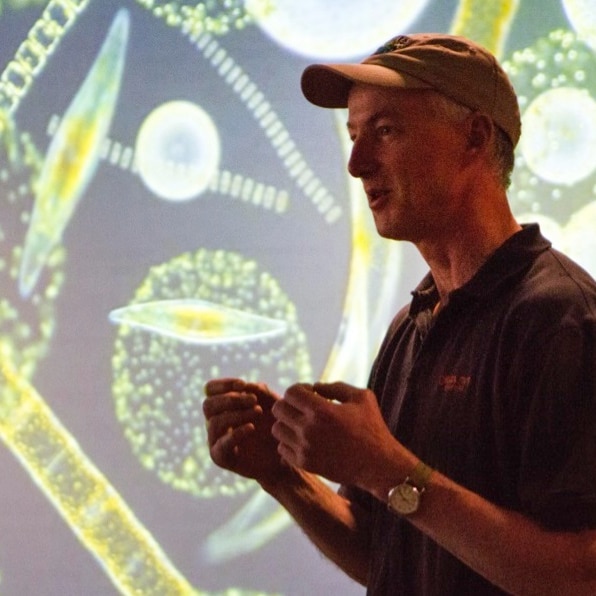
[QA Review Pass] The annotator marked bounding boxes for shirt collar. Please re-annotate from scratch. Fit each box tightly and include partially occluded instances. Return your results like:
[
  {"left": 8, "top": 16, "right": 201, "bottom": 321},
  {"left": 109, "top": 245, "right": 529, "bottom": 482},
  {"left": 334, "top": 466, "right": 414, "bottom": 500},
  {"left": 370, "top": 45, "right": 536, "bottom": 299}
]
[{"left": 409, "top": 224, "right": 551, "bottom": 318}]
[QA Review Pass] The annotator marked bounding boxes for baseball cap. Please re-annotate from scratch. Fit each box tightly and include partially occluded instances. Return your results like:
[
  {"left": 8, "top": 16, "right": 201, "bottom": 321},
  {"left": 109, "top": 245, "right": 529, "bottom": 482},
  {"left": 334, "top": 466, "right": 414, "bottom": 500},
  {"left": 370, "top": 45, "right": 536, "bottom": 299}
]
[{"left": 300, "top": 33, "right": 521, "bottom": 147}]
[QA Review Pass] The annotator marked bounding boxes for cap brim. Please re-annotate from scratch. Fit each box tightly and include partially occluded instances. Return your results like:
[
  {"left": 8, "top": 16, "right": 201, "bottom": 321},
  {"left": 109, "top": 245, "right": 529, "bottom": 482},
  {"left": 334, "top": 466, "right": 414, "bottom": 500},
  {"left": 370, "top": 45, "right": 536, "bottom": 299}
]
[{"left": 301, "top": 63, "right": 431, "bottom": 108}]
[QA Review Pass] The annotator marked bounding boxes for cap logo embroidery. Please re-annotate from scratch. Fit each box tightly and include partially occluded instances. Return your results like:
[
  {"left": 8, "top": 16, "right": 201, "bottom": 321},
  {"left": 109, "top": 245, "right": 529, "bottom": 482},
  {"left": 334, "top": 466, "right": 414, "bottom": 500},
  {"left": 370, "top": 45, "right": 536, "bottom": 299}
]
[{"left": 374, "top": 35, "right": 412, "bottom": 55}]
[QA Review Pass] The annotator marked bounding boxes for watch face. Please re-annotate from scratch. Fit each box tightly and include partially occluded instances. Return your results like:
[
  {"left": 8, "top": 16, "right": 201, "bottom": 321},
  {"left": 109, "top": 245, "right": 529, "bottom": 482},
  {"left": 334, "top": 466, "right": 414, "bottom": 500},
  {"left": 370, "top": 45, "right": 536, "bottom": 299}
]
[{"left": 389, "top": 483, "right": 421, "bottom": 516}]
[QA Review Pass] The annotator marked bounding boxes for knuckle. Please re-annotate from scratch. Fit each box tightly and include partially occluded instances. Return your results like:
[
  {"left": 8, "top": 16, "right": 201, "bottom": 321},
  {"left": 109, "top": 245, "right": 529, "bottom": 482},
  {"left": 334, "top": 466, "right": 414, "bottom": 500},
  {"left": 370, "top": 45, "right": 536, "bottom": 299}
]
[{"left": 202, "top": 399, "right": 213, "bottom": 417}]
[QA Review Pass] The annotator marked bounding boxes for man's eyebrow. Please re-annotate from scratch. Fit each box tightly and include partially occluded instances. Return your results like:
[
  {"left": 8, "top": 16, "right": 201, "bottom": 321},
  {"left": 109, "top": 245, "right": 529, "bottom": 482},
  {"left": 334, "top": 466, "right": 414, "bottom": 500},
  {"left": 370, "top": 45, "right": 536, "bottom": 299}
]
[{"left": 346, "top": 110, "right": 402, "bottom": 132}]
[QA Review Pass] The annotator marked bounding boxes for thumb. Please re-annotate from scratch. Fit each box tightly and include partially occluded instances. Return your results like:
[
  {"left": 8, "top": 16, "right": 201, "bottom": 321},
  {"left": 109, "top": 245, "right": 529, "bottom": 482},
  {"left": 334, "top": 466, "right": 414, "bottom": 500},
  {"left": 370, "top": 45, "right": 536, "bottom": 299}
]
[
  {"left": 245, "top": 382, "right": 280, "bottom": 407},
  {"left": 312, "top": 381, "right": 364, "bottom": 403}
]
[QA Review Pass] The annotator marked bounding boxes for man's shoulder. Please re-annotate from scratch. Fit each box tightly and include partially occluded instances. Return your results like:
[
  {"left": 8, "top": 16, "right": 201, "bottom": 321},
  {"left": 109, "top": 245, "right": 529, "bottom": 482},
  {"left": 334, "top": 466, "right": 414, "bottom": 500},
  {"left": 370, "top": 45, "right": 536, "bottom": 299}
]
[
  {"left": 519, "top": 246, "right": 596, "bottom": 308},
  {"left": 500, "top": 247, "right": 596, "bottom": 343}
]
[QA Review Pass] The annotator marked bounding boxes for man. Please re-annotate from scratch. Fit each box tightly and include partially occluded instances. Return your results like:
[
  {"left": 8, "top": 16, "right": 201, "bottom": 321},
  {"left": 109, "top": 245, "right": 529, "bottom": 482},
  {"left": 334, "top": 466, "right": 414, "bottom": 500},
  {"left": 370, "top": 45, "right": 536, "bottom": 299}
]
[{"left": 203, "top": 33, "right": 596, "bottom": 594}]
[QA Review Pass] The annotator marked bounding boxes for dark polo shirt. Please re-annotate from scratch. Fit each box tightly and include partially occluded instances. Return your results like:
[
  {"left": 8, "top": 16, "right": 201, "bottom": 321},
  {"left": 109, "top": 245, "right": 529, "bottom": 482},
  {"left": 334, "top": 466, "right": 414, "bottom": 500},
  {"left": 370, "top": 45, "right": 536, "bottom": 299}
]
[{"left": 342, "top": 225, "right": 596, "bottom": 595}]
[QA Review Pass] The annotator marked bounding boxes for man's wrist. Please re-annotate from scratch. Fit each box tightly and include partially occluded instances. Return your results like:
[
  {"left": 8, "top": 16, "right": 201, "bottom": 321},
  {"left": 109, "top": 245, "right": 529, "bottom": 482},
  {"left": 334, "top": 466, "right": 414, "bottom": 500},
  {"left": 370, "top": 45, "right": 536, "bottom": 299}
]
[
  {"left": 258, "top": 463, "right": 306, "bottom": 496},
  {"left": 387, "top": 460, "right": 434, "bottom": 516}
]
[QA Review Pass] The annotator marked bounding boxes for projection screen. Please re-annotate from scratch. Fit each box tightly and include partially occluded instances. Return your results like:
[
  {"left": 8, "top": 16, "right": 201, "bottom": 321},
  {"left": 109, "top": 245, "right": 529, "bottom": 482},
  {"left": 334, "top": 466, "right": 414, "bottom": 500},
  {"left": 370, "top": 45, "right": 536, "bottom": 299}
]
[{"left": 0, "top": 0, "right": 595, "bottom": 594}]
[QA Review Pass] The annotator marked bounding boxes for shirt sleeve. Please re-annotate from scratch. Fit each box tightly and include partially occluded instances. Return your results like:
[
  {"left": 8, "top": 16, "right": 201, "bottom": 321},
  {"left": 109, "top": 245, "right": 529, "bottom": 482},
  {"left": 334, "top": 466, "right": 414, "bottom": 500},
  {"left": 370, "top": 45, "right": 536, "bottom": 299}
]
[{"left": 516, "top": 316, "right": 596, "bottom": 530}]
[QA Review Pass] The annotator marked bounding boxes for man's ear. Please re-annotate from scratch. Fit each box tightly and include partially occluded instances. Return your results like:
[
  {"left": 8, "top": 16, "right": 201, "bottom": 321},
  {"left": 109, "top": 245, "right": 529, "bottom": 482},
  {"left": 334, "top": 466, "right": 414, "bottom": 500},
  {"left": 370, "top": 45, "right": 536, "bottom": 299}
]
[{"left": 467, "top": 112, "right": 493, "bottom": 150}]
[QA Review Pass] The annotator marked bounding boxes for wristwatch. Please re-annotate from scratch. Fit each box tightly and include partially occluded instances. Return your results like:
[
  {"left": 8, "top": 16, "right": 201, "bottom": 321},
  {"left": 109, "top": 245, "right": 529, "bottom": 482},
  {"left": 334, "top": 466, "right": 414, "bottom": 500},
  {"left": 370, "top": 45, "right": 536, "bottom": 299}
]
[{"left": 387, "top": 461, "right": 433, "bottom": 516}]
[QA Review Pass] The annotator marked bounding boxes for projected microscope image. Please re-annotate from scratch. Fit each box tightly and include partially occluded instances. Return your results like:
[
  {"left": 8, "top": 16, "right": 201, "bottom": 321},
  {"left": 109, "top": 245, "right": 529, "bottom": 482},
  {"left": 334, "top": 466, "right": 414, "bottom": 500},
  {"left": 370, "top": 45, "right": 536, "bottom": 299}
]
[{"left": 0, "top": 0, "right": 595, "bottom": 594}]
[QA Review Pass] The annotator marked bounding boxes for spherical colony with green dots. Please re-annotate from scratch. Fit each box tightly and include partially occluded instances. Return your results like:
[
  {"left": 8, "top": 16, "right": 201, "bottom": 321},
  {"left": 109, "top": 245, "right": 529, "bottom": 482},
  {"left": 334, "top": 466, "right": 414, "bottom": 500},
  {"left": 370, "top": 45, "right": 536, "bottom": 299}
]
[
  {"left": 505, "top": 29, "right": 596, "bottom": 223},
  {"left": 112, "top": 248, "right": 312, "bottom": 498}
]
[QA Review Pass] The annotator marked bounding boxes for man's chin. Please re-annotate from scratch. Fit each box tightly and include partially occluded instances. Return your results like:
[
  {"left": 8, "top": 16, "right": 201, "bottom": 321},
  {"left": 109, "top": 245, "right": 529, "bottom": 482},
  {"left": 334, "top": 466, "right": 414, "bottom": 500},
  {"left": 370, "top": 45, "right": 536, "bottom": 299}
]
[{"left": 372, "top": 220, "right": 405, "bottom": 242}]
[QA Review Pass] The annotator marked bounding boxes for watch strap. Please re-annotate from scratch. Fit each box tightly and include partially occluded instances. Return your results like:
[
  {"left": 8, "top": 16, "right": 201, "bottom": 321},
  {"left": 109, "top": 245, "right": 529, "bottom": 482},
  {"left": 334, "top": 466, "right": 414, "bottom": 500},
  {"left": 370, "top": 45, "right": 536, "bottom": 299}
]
[{"left": 405, "top": 460, "right": 433, "bottom": 491}]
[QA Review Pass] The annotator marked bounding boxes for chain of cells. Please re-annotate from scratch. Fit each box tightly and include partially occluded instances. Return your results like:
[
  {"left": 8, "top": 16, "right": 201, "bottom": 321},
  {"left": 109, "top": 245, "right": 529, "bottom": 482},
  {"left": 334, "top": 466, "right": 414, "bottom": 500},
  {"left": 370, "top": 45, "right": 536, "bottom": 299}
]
[
  {"left": 0, "top": 0, "right": 93, "bottom": 117},
  {"left": 0, "top": 342, "right": 197, "bottom": 595}
]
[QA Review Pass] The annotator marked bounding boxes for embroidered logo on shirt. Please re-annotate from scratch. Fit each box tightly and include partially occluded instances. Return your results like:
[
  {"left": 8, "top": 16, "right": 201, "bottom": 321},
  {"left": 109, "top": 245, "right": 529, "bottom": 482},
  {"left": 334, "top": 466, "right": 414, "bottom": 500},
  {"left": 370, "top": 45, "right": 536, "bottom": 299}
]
[{"left": 439, "top": 375, "right": 471, "bottom": 394}]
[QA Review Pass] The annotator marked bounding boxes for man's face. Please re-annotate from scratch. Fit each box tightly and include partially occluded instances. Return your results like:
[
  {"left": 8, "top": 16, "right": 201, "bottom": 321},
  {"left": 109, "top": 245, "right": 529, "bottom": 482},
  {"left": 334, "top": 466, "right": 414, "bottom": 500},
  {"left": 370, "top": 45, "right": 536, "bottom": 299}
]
[{"left": 346, "top": 84, "right": 469, "bottom": 243}]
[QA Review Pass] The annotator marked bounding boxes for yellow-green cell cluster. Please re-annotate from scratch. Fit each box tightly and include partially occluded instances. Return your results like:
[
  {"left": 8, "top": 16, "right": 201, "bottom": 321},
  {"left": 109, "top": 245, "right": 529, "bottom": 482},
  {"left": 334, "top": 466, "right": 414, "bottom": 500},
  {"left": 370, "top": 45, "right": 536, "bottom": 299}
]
[
  {"left": 135, "top": 0, "right": 268, "bottom": 35},
  {"left": 0, "top": 112, "right": 65, "bottom": 381},
  {"left": 111, "top": 249, "right": 312, "bottom": 498},
  {"left": 504, "top": 30, "right": 596, "bottom": 222}
]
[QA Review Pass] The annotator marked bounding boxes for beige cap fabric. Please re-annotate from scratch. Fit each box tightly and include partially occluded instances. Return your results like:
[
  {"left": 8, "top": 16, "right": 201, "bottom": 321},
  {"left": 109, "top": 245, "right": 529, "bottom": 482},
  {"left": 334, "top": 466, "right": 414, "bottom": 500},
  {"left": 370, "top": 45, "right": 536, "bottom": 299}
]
[{"left": 301, "top": 33, "right": 521, "bottom": 147}]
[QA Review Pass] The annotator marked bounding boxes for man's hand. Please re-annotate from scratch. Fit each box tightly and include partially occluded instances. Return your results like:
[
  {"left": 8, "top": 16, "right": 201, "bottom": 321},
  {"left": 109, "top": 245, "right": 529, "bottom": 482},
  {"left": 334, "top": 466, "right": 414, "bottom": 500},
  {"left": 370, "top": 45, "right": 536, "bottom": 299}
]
[
  {"left": 271, "top": 381, "right": 401, "bottom": 491},
  {"left": 203, "top": 378, "right": 287, "bottom": 485}
]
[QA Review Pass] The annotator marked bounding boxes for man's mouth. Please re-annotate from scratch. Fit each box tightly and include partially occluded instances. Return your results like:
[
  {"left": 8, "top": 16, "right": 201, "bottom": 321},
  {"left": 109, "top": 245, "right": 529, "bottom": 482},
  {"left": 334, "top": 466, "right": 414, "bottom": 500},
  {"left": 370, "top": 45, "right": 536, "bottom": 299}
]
[{"left": 366, "top": 188, "right": 388, "bottom": 208}]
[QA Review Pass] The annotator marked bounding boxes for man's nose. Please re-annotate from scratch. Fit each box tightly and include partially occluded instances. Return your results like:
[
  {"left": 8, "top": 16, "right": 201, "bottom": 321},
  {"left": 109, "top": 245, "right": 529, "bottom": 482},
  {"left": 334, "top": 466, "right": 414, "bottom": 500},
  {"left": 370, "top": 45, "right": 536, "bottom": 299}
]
[{"left": 347, "top": 137, "right": 374, "bottom": 179}]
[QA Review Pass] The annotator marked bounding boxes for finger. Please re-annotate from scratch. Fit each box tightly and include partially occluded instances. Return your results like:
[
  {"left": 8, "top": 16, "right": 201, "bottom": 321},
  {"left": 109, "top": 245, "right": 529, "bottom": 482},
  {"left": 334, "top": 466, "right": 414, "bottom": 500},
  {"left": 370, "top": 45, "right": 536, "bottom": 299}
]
[
  {"left": 244, "top": 382, "right": 280, "bottom": 406},
  {"left": 271, "top": 416, "right": 300, "bottom": 446},
  {"left": 271, "top": 396, "right": 306, "bottom": 430},
  {"left": 312, "top": 381, "right": 360, "bottom": 402},
  {"left": 204, "top": 377, "right": 246, "bottom": 396},
  {"left": 207, "top": 406, "right": 261, "bottom": 445},
  {"left": 203, "top": 392, "right": 258, "bottom": 419},
  {"left": 210, "top": 424, "right": 254, "bottom": 468},
  {"left": 282, "top": 382, "right": 328, "bottom": 412}
]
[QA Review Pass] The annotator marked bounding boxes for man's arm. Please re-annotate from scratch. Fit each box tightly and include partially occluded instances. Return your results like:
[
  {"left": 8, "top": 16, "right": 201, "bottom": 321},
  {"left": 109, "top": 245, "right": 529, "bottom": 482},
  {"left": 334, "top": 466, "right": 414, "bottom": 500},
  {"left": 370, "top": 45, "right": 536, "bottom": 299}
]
[
  {"left": 203, "top": 378, "right": 372, "bottom": 585},
  {"left": 406, "top": 468, "right": 596, "bottom": 595},
  {"left": 272, "top": 381, "right": 596, "bottom": 595},
  {"left": 259, "top": 468, "right": 371, "bottom": 585}
]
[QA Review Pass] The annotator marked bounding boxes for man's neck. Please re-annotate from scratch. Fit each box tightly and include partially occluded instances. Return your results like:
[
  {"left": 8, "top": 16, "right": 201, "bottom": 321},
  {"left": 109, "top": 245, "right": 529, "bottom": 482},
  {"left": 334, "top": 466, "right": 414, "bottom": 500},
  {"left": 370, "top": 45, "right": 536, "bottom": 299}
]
[{"left": 417, "top": 216, "right": 522, "bottom": 305}]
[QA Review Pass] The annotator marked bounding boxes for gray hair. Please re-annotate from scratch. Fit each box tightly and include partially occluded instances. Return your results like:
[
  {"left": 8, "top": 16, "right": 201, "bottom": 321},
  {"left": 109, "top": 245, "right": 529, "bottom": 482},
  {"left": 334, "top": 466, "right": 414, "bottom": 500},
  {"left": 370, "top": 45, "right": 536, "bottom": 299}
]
[{"left": 428, "top": 91, "right": 515, "bottom": 189}]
